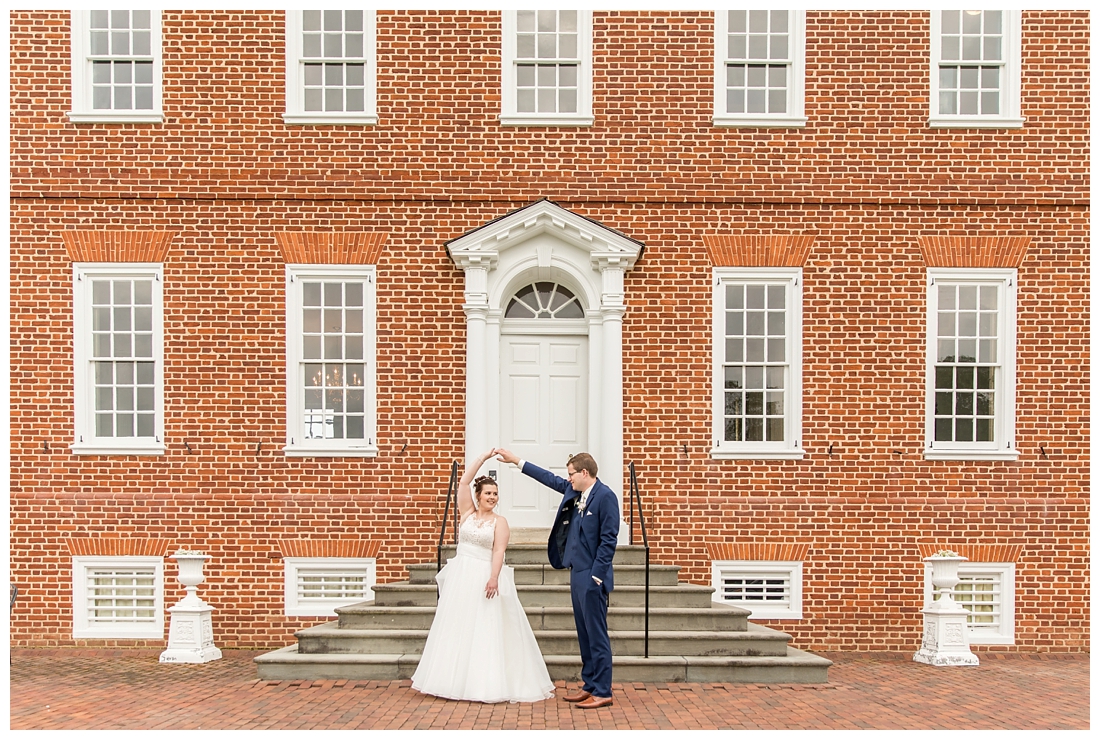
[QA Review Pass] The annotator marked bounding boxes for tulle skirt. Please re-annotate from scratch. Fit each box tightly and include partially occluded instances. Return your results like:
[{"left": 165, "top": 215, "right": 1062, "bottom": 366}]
[{"left": 411, "top": 543, "right": 555, "bottom": 703}]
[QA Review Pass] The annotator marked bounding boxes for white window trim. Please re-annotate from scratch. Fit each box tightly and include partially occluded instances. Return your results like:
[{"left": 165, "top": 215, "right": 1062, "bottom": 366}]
[
  {"left": 500, "top": 10, "right": 594, "bottom": 127},
  {"left": 924, "top": 561, "right": 1015, "bottom": 644},
  {"left": 284, "top": 557, "right": 377, "bottom": 617},
  {"left": 72, "top": 555, "right": 165, "bottom": 639},
  {"left": 711, "top": 267, "right": 803, "bottom": 460},
  {"left": 72, "top": 263, "right": 166, "bottom": 456},
  {"left": 928, "top": 10, "right": 1024, "bottom": 129},
  {"left": 925, "top": 267, "right": 1017, "bottom": 461},
  {"left": 283, "top": 10, "right": 378, "bottom": 126},
  {"left": 713, "top": 10, "right": 806, "bottom": 128},
  {"left": 712, "top": 560, "right": 803, "bottom": 620},
  {"left": 68, "top": 10, "right": 164, "bottom": 124},
  {"left": 284, "top": 264, "right": 378, "bottom": 457}
]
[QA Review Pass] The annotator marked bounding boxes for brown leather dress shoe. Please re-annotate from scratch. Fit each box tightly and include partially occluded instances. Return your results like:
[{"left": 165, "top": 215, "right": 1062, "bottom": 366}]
[
  {"left": 576, "top": 695, "right": 614, "bottom": 709},
  {"left": 562, "top": 689, "right": 592, "bottom": 703}
]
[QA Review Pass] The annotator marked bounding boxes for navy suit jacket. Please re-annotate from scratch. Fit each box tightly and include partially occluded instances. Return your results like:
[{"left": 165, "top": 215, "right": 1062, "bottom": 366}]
[{"left": 521, "top": 462, "right": 620, "bottom": 592}]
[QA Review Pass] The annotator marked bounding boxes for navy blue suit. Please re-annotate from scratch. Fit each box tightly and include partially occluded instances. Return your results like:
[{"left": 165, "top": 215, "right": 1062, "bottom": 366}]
[{"left": 521, "top": 461, "right": 619, "bottom": 698}]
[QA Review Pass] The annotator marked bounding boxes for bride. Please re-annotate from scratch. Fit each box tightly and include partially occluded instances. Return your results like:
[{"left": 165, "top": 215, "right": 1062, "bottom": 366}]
[{"left": 411, "top": 448, "right": 555, "bottom": 703}]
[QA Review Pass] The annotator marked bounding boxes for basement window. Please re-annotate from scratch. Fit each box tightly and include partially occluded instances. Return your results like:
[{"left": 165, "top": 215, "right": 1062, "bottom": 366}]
[
  {"left": 72, "top": 556, "right": 164, "bottom": 639},
  {"left": 284, "top": 557, "right": 377, "bottom": 617},
  {"left": 711, "top": 560, "right": 803, "bottom": 619}
]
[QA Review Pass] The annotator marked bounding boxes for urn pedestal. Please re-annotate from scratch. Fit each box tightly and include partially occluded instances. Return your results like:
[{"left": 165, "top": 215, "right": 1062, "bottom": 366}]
[
  {"left": 913, "top": 555, "right": 979, "bottom": 667},
  {"left": 159, "top": 554, "right": 222, "bottom": 664}
]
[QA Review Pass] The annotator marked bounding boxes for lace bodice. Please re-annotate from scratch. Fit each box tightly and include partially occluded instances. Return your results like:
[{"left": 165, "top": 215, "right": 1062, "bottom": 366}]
[{"left": 459, "top": 514, "right": 497, "bottom": 550}]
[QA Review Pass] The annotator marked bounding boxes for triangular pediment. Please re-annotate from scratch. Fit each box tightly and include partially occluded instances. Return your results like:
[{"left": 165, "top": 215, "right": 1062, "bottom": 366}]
[{"left": 446, "top": 199, "right": 643, "bottom": 271}]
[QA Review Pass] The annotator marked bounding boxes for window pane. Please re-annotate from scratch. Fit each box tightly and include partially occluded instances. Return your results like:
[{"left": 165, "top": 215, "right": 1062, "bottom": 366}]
[
  {"left": 133, "top": 31, "right": 150, "bottom": 56},
  {"left": 114, "top": 86, "right": 132, "bottom": 110},
  {"left": 559, "top": 34, "right": 577, "bottom": 59},
  {"left": 517, "top": 34, "right": 535, "bottom": 58}
]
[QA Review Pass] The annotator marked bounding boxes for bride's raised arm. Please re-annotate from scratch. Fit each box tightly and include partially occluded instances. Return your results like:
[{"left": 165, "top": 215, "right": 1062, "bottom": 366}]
[{"left": 457, "top": 448, "right": 497, "bottom": 521}]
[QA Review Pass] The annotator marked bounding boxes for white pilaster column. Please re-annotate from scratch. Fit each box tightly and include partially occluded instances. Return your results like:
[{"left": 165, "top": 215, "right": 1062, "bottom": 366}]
[
  {"left": 454, "top": 255, "right": 496, "bottom": 467},
  {"left": 585, "top": 310, "right": 604, "bottom": 465},
  {"left": 485, "top": 308, "right": 503, "bottom": 475},
  {"left": 595, "top": 259, "right": 628, "bottom": 542}
]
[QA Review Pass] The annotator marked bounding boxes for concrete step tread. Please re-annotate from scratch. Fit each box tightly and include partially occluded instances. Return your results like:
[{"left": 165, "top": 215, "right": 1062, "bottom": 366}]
[
  {"left": 373, "top": 582, "right": 714, "bottom": 593},
  {"left": 338, "top": 601, "right": 748, "bottom": 614},
  {"left": 438, "top": 543, "right": 651, "bottom": 550},
  {"left": 410, "top": 561, "right": 680, "bottom": 569},
  {"left": 255, "top": 644, "right": 831, "bottom": 668},
  {"left": 336, "top": 601, "right": 752, "bottom": 618},
  {"left": 297, "top": 621, "right": 788, "bottom": 641}
]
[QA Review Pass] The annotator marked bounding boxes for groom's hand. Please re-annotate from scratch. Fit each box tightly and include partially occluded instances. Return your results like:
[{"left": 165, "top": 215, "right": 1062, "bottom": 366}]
[{"left": 495, "top": 448, "right": 520, "bottom": 466}]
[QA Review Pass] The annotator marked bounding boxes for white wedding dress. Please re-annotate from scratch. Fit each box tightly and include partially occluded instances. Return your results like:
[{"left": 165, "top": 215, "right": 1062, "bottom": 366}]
[{"left": 411, "top": 515, "right": 555, "bottom": 703}]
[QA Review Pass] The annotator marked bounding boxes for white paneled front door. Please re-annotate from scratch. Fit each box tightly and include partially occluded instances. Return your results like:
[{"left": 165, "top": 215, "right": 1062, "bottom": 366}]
[{"left": 499, "top": 334, "right": 588, "bottom": 528}]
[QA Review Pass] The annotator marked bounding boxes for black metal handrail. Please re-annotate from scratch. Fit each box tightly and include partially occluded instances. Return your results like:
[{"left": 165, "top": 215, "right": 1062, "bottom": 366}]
[
  {"left": 627, "top": 461, "right": 651, "bottom": 658},
  {"left": 436, "top": 461, "right": 460, "bottom": 577}
]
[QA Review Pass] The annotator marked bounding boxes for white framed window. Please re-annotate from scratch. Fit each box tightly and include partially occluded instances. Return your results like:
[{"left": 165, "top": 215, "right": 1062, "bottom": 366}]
[
  {"left": 929, "top": 10, "right": 1023, "bottom": 128},
  {"left": 284, "top": 264, "right": 378, "bottom": 457},
  {"left": 712, "top": 560, "right": 803, "bottom": 620},
  {"left": 711, "top": 269, "right": 803, "bottom": 459},
  {"left": 501, "top": 10, "right": 593, "bottom": 127},
  {"left": 925, "top": 269, "right": 1017, "bottom": 460},
  {"left": 924, "top": 561, "right": 1015, "bottom": 644},
  {"left": 714, "top": 10, "right": 806, "bottom": 128},
  {"left": 284, "top": 557, "right": 377, "bottom": 616},
  {"left": 72, "top": 556, "right": 164, "bottom": 639},
  {"left": 72, "top": 263, "right": 165, "bottom": 456},
  {"left": 69, "top": 10, "right": 163, "bottom": 124},
  {"left": 284, "top": 10, "right": 378, "bottom": 125}
]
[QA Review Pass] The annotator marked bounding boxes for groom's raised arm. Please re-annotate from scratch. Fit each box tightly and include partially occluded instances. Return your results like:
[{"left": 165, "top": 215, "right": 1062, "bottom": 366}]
[{"left": 496, "top": 448, "right": 573, "bottom": 496}]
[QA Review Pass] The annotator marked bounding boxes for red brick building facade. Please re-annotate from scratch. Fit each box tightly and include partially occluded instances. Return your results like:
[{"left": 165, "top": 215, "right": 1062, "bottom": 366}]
[{"left": 9, "top": 10, "right": 1089, "bottom": 652}]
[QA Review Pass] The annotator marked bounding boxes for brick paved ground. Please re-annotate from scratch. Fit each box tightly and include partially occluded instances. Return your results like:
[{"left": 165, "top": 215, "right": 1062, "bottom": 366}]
[{"left": 8, "top": 649, "right": 1089, "bottom": 730}]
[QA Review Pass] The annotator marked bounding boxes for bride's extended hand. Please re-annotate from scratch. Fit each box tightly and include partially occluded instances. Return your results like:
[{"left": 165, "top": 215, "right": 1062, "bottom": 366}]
[{"left": 484, "top": 577, "right": 499, "bottom": 599}]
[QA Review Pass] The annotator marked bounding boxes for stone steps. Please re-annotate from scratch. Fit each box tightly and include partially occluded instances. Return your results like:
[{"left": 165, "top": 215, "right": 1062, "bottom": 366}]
[
  {"left": 293, "top": 619, "right": 791, "bottom": 657},
  {"left": 407, "top": 561, "right": 682, "bottom": 587},
  {"left": 254, "top": 644, "right": 833, "bottom": 684},
  {"left": 437, "top": 543, "right": 651, "bottom": 566},
  {"left": 371, "top": 581, "right": 716, "bottom": 609},
  {"left": 254, "top": 539, "right": 831, "bottom": 684},
  {"left": 335, "top": 602, "right": 751, "bottom": 632}
]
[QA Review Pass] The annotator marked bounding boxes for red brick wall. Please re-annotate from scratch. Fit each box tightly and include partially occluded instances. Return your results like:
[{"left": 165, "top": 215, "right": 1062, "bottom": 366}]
[{"left": 9, "top": 11, "right": 1089, "bottom": 651}]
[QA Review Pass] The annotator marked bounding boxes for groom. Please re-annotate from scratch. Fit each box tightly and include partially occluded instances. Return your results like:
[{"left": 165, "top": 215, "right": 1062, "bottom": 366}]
[{"left": 496, "top": 449, "right": 619, "bottom": 709}]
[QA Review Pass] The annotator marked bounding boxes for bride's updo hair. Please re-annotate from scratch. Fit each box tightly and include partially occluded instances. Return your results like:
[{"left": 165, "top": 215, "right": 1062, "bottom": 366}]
[{"left": 473, "top": 476, "right": 497, "bottom": 498}]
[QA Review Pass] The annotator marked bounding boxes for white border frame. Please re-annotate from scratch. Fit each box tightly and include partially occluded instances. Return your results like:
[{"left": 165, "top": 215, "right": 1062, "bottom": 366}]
[
  {"left": 500, "top": 10, "right": 594, "bottom": 127},
  {"left": 283, "top": 10, "right": 378, "bottom": 125},
  {"left": 713, "top": 9, "right": 807, "bottom": 128},
  {"left": 923, "top": 561, "right": 1015, "bottom": 644},
  {"left": 69, "top": 10, "right": 164, "bottom": 124},
  {"left": 928, "top": 9, "right": 1024, "bottom": 129},
  {"left": 72, "top": 555, "right": 165, "bottom": 639},
  {"left": 925, "top": 268, "right": 1018, "bottom": 460},
  {"left": 283, "top": 264, "right": 379, "bottom": 457},
  {"left": 711, "top": 267, "right": 803, "bottom": 459},
  {"left": 711, "top": 559, "right": 803, "bottom": 620},
  {"left": 284, "top": 557, "right": 377, "bottom": 616},
  {"left": 71, "top": 263, "right": 166, "bottom": 456}
]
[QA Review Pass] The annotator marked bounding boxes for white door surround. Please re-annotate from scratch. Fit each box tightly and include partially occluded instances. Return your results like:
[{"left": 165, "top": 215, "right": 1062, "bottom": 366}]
[{"left": 447, "top": 200, "right": 643, "bottom": 536}]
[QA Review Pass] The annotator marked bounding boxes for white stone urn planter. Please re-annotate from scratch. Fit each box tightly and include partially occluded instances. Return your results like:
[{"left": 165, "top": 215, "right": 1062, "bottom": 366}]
[
  {"left": 159, "top": 552, "right": 222, "bottom": 664},
  {"left": 913, "top": 553, "right": 979, "bottom": 667}
]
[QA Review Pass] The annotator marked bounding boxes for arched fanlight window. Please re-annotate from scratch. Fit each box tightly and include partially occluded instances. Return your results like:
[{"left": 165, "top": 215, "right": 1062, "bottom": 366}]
[{"left": 505, "top": 281, "right": 584, "bottom": 319}]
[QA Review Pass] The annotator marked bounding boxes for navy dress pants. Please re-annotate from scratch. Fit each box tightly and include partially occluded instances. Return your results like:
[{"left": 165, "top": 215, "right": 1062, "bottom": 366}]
[{"left": 570, "top": 567, "right": 612, "bottom": 697}]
